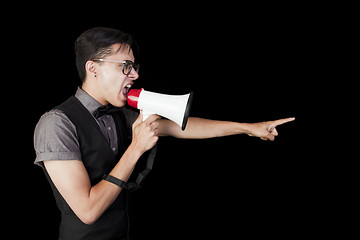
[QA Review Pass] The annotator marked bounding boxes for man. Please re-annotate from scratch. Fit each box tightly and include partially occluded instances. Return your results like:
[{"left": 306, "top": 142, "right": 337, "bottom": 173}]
[{"left": 34, "top": 27, "right": 294, "bottom": 240}]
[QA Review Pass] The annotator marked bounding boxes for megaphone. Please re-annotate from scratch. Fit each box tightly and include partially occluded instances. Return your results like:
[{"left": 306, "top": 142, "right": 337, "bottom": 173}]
[{"left": 127, "top": 88, "right": 194, "bottom": 131}]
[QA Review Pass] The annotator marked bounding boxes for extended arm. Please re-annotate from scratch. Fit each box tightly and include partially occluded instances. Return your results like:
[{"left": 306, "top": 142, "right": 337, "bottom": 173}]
[{"left": 158, "top": 117, "right": 295, "bottom": 141}]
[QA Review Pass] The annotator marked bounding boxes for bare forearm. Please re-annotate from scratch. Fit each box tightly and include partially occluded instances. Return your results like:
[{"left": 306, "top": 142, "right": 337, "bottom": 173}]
[
  {"left": 45, "top": 114, "right": 161, "bottom": 225},
  {"left": 85, "top": 113, "right": 159, "bottom": 223},
  {"left": 81, "top": 144, "right": 142, "bottom": 224},
  {"left": 159, "top": 116, "right": 295, "bottom": 141},
  {"left": 160, "top": 117, "right": 251, "bottom": 139}
]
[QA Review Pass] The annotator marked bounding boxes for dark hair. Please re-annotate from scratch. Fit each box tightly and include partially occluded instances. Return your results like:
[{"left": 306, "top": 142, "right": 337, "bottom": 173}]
[{"left": 74, "top": 27, "right": 137, "bottom": 82}]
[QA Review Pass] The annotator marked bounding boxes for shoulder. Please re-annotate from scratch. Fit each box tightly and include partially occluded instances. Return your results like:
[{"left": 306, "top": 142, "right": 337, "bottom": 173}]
[
  {"left": 35, "top": 109, "right": 76, "bottom": 137},
  {"left": 34, "top": 109, "right": 81, "bottom": 166}
]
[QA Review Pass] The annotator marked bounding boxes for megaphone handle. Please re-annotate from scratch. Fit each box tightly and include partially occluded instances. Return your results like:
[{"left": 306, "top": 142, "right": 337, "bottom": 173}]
[{"left": 142, "top": 110, "right": 155, "bottom": 121}]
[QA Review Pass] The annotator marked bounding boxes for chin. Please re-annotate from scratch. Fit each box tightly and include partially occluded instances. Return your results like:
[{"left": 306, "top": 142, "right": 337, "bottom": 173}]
[
  {"left": 112, "top": 94, "right": 127, "bottom": 107},
  {"left": 113, "top": 100, "right": 126, "bottom": 107}
]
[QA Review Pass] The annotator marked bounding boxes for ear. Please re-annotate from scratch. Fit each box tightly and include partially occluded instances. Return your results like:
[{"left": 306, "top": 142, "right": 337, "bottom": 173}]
[{"left": 85, "top": 60, "right": 97, "bottom": 77}]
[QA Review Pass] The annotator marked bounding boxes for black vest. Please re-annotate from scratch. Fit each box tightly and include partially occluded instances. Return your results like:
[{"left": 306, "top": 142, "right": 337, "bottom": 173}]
[{"left": 44, "top": 96, "right": 131, "bottom": 240}]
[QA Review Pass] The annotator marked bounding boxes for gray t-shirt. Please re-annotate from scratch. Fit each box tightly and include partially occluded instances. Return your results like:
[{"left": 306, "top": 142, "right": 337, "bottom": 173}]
[{"left": 33, "top": 87, "right": 138, "bottom": 168}]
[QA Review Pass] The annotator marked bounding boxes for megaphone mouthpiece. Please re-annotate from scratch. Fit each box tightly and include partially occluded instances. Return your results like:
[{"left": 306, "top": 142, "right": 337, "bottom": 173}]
[{"left": 127, "top": 88, "right": 143, "bottom": 109}]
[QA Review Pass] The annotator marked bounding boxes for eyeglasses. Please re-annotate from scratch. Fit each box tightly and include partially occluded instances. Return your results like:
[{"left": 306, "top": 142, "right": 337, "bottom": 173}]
[{"left": 92, "top": 59, "right": 140, "bottom": 76}]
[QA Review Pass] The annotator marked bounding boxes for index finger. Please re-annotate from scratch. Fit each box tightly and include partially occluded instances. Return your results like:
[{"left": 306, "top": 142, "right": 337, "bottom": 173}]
[{"left": 272, "top": 117, "right": 295, "bottom": 127}]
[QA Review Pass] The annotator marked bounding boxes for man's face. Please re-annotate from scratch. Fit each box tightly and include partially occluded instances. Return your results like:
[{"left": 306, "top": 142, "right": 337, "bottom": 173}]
[{"left": 91, "top": 44, "right": 139, "bottom": 107}]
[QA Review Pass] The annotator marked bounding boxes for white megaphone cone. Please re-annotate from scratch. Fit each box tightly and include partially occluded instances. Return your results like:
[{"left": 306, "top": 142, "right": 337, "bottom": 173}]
[{"left": 127, "top": 88, "right": 194, "bottom": 131}]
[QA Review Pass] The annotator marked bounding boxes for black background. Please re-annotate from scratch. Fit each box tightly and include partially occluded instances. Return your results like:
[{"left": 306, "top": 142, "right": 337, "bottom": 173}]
[{"left": 9, "top": 3, "right": 309, "bottom": 239}]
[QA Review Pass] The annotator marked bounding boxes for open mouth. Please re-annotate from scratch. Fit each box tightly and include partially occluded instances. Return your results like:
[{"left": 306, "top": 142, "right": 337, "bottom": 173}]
[{"left": 122, "top": 84, "right": 133, "bottom": 97}]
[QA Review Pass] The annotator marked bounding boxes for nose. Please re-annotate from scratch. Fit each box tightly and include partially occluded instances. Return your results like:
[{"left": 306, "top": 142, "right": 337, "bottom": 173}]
[{"left": 128, "top": 68, "right": 139, "bottom": 80}]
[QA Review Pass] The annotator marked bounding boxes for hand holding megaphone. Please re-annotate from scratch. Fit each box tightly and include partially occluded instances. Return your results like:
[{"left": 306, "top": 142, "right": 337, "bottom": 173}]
[
  {"left": 131, "top": 111, "right": 161, "bottom": 154},
  {"left": 127, "top": 88, "right": 193, "bottom": 131}
]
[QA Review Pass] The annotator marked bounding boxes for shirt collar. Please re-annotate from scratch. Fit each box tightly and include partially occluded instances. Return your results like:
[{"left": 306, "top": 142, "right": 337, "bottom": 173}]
[{"left": 75, "top": 87, "right": 103, "bottom": 115}]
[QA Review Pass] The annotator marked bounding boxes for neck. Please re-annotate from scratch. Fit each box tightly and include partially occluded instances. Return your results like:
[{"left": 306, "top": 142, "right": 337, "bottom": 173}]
[{"left": 81, "top": 80, "right": 108, "bottom": 106}]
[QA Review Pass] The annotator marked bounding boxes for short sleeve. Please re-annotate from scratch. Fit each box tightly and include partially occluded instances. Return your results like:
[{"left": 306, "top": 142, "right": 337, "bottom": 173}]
[{"left": 33, "top": 109, "right": 82, "bottom": 168}]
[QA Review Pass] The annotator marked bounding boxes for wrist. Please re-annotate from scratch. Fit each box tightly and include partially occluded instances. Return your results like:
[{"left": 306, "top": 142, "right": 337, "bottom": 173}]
[
  {"left": 236, "top": 122, "right": 252, "bottom": 136},
  {"left": 111, "top": 144, "right": 143, "bottom": 181},
  {"left": 127, "top": 142, "right": 144, "bottom": 159}
]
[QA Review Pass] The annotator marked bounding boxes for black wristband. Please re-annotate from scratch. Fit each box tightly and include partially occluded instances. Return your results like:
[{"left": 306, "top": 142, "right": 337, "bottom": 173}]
[{"left": 103, "top": 174, "right": 128, "bottom": 189}]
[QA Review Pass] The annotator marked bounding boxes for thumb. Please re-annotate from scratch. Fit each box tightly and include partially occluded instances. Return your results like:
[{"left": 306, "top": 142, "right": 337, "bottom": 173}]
[{"left": 261, "top": 133, "right": 275, "bottom": 141}]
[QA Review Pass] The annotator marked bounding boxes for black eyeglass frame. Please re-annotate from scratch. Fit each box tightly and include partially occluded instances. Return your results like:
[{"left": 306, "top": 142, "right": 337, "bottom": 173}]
[{"left": 91, "top": 59, "right": 140, "bottom": 76}]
